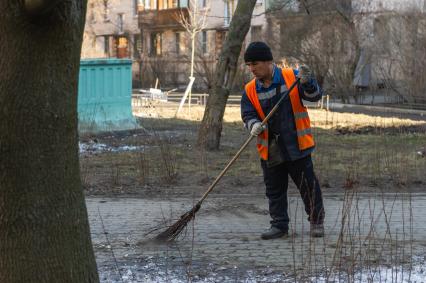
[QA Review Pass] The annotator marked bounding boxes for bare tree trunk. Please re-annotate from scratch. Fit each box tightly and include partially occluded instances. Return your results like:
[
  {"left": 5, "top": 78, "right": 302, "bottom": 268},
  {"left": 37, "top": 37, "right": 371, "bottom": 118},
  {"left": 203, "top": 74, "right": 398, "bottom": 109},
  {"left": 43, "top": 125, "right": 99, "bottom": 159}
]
[
  {"left": 0, "top": 1, "right": 99, "bottom": 282},
  {"left": 197, "top": 0, "right": 257, "bottom": 150},
  {"left": 335, "top": 4, "right": 362, "bottom": 104}
]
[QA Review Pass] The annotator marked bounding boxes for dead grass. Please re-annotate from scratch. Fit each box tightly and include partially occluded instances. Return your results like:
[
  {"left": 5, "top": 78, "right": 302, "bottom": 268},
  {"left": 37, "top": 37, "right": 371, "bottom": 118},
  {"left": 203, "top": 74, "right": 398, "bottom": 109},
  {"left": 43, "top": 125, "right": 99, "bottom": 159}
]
[
  {"left": 86, "top": 101, "right": 426, "bottom": 282},
  {"left": 134, "top": 101, "right": 425, "bottom": 129},
  {"left": 80, "top": 101, "right": 426, "bottom": 195}
]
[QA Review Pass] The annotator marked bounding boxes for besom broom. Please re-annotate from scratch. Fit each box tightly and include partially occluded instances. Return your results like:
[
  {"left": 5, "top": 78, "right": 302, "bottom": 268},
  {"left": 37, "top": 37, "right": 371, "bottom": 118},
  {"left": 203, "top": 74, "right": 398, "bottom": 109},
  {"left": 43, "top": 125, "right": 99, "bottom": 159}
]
[{"left": 156, "top": 78, "right": 300, "bottom": 241}]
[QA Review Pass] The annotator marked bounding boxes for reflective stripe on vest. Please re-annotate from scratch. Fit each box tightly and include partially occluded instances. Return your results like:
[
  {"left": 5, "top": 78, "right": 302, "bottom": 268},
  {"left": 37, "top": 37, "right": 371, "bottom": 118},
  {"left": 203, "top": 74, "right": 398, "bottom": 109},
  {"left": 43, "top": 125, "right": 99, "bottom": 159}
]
[
  {"left": 282, "top": 68, "right": 315, "bottom": 150},
  {"left": 245, "top": 79, "right": 269, "bottom": 160},
  {"left": 244, "top": 68, "right": 315, "bottom": 160}
]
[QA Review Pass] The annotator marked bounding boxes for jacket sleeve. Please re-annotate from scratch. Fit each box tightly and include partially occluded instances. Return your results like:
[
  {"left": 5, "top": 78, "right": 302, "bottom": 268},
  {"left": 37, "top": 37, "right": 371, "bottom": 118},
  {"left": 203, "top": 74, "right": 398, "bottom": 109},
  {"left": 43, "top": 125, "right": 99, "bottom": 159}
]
[
  {"left": 241, "top": 90, "right": 261, "bottom": 131},
  {"left": 293, "top": 69, "right": 323, "bottom": 102}
]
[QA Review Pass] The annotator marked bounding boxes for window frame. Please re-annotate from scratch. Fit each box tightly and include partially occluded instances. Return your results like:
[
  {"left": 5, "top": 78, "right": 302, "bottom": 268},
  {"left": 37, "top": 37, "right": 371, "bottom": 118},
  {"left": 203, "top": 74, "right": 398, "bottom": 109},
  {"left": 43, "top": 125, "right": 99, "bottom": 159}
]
[
  {"left": 150, "top": 32, "right": 162, "bottom": 56},
  {"left": 175, "top": 32, "right": 181, "bottom": 55},
  {"left": 104, "top": 35, "right": 110, "bottom": 57},
  {"left": 201, "top": 30, "right": 208, "bottom": 54}
]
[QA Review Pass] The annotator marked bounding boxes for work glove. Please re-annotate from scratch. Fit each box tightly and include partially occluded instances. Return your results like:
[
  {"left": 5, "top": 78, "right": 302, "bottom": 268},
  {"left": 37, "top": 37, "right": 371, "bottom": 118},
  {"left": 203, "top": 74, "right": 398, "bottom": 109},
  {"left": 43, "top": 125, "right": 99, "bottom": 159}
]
[
  {"left": 298, "top": 65, "right": 313, "bottom": 84},
  {"left": 250, "top": 122, "right": 265, "bottom": 136}
]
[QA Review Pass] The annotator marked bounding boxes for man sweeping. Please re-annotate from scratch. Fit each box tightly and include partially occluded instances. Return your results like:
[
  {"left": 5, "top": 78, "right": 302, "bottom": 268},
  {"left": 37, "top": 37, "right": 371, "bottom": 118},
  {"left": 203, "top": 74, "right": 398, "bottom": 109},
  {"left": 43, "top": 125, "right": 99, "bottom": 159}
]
[{"left": 241, "top": 42, "right": 325, "bottom": 239}]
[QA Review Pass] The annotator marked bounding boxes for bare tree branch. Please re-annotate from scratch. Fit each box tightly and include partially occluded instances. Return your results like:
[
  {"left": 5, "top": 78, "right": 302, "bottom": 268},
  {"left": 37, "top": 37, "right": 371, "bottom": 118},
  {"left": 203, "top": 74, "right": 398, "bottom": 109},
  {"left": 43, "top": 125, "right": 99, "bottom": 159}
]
[
  {"left": 176, "top": 0, "right": 207, "bottom": 35},
  {"left": 175, "top": 0, "right": 208, "bottom": 112},
  {"left": 299, "top": 0, "right": 310, "bottom": 14}
]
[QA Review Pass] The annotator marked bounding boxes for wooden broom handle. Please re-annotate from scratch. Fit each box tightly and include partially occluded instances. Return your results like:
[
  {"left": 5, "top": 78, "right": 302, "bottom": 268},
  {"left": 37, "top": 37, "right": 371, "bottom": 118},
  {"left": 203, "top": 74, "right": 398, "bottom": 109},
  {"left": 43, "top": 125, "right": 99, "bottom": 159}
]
[{"left": 197, "top": 78, "right": 301, "bottom": 205}]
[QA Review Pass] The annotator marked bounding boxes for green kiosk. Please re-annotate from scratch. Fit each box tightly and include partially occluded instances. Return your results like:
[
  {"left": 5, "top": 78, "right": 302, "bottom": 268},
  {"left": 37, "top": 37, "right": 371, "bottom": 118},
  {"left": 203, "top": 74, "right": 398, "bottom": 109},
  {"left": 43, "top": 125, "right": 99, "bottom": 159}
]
[{"left": 78, "top": 58, "right": 137, "bottom": 132}]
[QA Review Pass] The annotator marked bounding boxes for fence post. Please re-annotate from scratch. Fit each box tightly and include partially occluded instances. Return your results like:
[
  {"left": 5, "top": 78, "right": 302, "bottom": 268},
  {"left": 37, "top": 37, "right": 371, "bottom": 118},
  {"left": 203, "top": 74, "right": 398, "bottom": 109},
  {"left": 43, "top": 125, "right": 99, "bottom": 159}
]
[{"left": 326, "top": 95, "right": 330, "bottom": 111}]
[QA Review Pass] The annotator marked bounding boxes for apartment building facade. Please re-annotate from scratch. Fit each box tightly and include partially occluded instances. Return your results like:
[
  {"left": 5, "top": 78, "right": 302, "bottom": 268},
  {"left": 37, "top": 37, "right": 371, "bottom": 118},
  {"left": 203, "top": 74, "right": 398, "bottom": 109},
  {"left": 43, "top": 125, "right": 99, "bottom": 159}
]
[
  {"left": 265, "top": 0, "right": 426, "bottom": 102},
  {"left": 138, "top": 0, "right": 267, "bottom": 89},
  {"left": 81, "top": 0, "right": 143, "bottom": 85},
  {"left": 353, "top": 0, "right": 426, "bottom": 102}
]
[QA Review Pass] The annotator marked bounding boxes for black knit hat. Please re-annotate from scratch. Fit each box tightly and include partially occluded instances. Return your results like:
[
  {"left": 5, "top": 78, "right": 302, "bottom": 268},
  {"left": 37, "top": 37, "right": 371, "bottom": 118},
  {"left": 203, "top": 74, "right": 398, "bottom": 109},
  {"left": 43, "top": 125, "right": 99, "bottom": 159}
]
[{"left": 244, "top": 41, "right": 273, "bottom": 62}]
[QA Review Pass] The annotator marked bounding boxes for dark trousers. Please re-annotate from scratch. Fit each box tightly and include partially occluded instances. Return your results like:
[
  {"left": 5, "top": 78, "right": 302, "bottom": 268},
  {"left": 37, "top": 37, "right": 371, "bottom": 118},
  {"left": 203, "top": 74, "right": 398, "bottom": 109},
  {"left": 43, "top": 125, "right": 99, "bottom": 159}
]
[{"left": 261, "top": 155, "right": 324, "bottom": 231}]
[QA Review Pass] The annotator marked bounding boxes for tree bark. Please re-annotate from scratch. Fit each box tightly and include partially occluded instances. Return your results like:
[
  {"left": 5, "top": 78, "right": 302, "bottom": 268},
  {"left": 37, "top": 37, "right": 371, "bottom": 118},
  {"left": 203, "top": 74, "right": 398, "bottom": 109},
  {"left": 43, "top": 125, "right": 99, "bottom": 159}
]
[
  {"left": 197, "top": 0, "right": 257, "bottom": 150},
  {"left": 0, "top": 1, "right": 99, "bottom": 282}
]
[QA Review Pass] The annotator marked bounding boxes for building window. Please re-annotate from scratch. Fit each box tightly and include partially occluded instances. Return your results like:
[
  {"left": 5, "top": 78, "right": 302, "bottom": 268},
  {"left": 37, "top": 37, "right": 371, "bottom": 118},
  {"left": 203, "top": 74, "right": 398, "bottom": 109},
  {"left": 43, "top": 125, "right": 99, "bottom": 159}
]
[
  {"left": 374, "top": 17, "right": 390, "bottom": 53},
  {"left": 134, "top": 34, "right": 142, "bottom": 58},
  {"left": 103, "top": 0, "right": 109, "bottom": 21},
  {"left": 224, "top": 0, "right": 235, "bottom": 27},
  {"left": 144, "top": 0, "right": 187, "bottom": 10},
  {"left": 159, "top": 0, "right": 168, "bottom": 10},
  {"left": 143, "top": 0, "right": 152, "bottom": 9},
  {"left": 215, "top": 30, "right": 226, "bottom": 54},
  {"left": 104, "top": 35, "right": 110, "bottom": 57},
  {"left": 134, "top": 0, "right": 140, "bottom": 15},
  {"left": 175, "top": 32, "right": 181, "bottom": 55},
  {"left": 201, "top": 31, "right": 208, "bottom": 54},
  {"left": 118, "top": 13, "right": 124, "bottom": 33},
  {"left": 116, "top": 36, "right": 129, "bottom": 58},
  {"left": 251, "top": 26, "right": 262, "bottom": 42},
  {"left": 224, "top": 3, "right": 229, "bottom": 26},
  {"left": 89, "top": 3, "right": 96, "bottom": 23},
  {"left": 199, "top": 0, "right": 206, "bottom": 8},
  {"left": 150, "top": 32, "right": 162, "bottom": 56},
  {"left": 176, "top": 32, "right": 187, "bottom": 55}
]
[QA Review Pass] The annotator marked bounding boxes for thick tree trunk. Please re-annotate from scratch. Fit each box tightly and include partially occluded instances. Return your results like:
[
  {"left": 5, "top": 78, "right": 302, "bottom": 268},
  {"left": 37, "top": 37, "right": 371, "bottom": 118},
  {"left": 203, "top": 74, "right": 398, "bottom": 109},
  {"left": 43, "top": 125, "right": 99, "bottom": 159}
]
[
  {"left": 0, "top": 1, "right": 99, "bottom": 282},
  {"left": 197, "top": 0, "right": 257, "bottom": 150}
]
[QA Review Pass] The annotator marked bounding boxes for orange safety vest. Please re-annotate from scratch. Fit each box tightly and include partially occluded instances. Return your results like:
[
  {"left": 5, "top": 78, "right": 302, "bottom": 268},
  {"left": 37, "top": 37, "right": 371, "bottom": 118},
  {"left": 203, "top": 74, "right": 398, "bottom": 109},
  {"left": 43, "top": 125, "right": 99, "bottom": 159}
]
[{"left": 244, "top": 68, "right": 315, "bottom": 160}]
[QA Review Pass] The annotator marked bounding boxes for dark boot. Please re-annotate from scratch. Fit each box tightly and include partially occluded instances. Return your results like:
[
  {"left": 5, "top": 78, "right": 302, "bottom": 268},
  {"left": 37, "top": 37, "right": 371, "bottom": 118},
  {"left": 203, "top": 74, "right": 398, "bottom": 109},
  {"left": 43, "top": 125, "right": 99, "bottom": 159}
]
[{"left": 261, "top": 226, "right": 288, "bottom": 240}]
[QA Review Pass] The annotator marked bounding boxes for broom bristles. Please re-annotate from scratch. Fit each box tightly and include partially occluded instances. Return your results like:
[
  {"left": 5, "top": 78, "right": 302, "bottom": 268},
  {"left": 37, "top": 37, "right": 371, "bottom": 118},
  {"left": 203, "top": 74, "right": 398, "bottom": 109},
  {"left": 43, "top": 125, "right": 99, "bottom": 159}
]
[{"left": 155, "top": 203, "right": 201, "bottom": 241}]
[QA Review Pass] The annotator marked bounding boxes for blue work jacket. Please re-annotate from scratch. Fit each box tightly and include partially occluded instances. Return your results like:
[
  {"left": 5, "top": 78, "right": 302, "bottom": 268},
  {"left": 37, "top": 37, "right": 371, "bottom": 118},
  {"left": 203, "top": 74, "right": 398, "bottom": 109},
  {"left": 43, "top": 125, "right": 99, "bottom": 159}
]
[{"left": 241, "top": 65, "right": 323, "bottom": 161}]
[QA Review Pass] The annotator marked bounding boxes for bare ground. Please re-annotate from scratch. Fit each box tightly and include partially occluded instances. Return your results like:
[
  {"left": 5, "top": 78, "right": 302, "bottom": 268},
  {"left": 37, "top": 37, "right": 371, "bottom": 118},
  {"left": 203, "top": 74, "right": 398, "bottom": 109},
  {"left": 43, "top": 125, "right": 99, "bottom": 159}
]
[
  {"left": 80, "top": 102, "right": 426, "bottom": 198},
  {"left": 85, "top": 101, "right": 426, "bottom": 282}
]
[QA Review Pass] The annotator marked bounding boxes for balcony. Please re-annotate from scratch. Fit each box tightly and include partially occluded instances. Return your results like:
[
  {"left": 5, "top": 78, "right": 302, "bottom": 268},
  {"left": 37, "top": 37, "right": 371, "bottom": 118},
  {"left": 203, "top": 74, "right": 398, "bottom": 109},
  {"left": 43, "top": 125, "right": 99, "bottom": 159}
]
[{"left": 139, "top": 8, "right": 190, "bottom": 29}]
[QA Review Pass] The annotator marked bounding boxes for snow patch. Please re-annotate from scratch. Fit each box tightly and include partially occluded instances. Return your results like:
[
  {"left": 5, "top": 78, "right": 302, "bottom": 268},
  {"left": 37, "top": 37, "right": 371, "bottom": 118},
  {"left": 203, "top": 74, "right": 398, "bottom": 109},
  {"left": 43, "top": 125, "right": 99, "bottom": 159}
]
[
  {"left": 79, "top": 142, "right": 143, "bottom": 155},
  {"left": 98, "top": 256, "right": 426, "bottom": 283}
]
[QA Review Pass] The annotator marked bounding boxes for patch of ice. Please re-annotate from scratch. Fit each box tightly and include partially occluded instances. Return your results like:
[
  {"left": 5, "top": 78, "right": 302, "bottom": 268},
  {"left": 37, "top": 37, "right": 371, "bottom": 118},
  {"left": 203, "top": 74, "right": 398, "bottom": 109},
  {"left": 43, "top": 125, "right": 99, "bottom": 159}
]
[
  {"left": 79, "top": 142, "right": 143, "bottom": 155},
  {"left": 98, "top": 256, "right": 426, "bottom": 283},
  {"left": 311, "top": 256, "right": 426, "bottom": 283}
]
